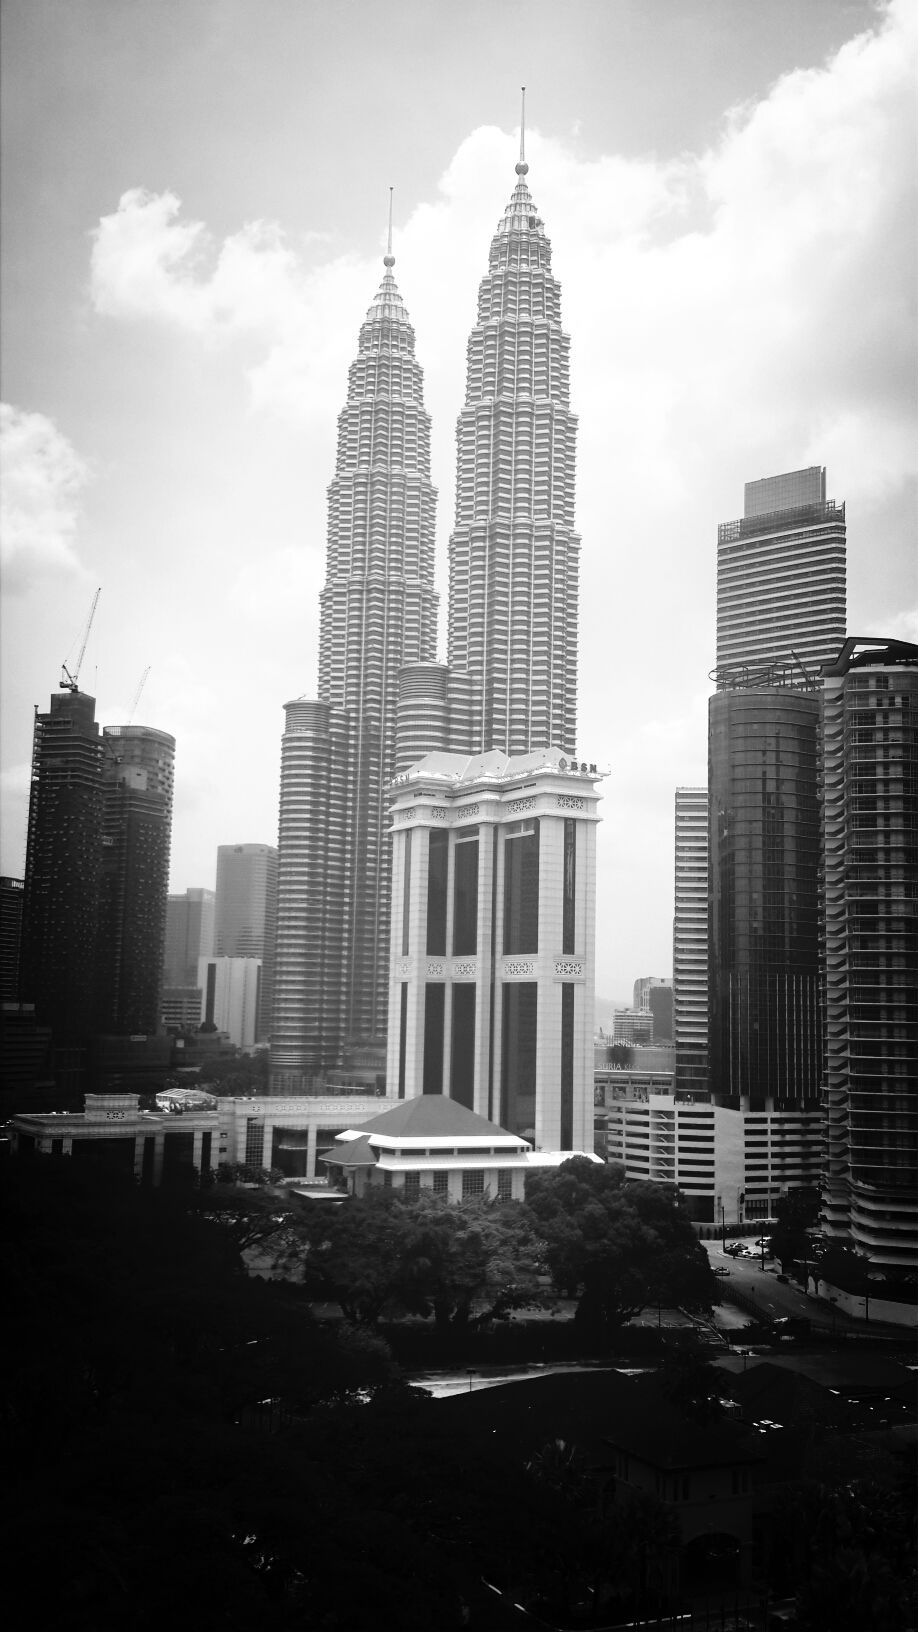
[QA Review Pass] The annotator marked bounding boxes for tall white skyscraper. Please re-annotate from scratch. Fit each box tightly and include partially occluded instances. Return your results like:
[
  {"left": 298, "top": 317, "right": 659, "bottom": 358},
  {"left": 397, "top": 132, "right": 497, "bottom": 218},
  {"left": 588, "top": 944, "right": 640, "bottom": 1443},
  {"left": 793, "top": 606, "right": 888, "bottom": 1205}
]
[
  {"left": 445, "top": 128, "right": 580, "bottom": 755},
  {"left": 271, "top": 233, "right": 438, "bottom": 1089}
]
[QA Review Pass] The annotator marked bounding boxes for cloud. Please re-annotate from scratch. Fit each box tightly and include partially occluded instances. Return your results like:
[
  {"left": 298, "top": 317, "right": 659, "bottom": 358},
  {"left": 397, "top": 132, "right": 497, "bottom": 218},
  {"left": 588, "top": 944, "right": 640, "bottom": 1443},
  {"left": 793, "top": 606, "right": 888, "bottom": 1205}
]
[
  {"left": 0, "top": 404, "right": 92, "bottom": 592},
  {"left": 80, "top": 0, "right": 917, "bottom": 989}
]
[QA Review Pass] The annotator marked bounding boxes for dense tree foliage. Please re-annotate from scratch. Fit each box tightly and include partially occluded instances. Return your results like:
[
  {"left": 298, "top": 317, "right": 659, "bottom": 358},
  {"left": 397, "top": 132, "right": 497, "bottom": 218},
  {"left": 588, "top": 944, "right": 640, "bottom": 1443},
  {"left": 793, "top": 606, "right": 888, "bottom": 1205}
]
[
  {"left": 769, "top": 1474, "right": 918, "bottom": 1631},
  {"left": 524, "top": 1158, "right": 715, "bottom": 1336},
  {"left": 769, "top": 1186, "right": 820, "bottom": 1269},
  {"left": 1, "top": 1155, "right": 612, "bottom": 1628},
  {"left": 300, "top": 1187, "right": 544, "bottom": 1326}
]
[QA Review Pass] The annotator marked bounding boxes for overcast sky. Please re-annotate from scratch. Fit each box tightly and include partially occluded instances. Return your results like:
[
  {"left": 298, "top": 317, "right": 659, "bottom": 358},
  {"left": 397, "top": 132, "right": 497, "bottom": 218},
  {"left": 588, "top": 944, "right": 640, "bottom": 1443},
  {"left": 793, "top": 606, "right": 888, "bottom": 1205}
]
[{"left": 2, "top": 0, "right": 915, "bottom": 1002}]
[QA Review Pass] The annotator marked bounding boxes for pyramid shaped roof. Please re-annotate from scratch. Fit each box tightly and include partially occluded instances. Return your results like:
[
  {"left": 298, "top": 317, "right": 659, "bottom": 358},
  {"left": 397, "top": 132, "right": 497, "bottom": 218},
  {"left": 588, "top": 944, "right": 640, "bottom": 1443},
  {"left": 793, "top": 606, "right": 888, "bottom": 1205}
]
[{"left": 351, "top": 1094, "right": 524, "bottom": 1144}]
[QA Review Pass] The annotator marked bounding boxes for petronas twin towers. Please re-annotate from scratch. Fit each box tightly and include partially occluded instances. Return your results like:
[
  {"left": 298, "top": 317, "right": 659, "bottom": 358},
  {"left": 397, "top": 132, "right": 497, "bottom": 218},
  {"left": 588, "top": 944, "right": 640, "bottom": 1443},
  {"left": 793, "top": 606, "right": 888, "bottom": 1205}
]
[{"left": 270, "top": 126, "right": 581, "bottom": 1091}]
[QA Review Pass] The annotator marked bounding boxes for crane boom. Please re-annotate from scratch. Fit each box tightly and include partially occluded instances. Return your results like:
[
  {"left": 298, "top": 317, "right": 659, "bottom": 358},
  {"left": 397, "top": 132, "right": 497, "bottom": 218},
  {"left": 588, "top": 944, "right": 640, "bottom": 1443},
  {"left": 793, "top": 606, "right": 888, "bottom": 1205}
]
[
  {"left": 127, "top": 666, "right": 151, "bottom": 725},
  {"left": 60, "top": 587, "right": 101, "bottom": 692}
]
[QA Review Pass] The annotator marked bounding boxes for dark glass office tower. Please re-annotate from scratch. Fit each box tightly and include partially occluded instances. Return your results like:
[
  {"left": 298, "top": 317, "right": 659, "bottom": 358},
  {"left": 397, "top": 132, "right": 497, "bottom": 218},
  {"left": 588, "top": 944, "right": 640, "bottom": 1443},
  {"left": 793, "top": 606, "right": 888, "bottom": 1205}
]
[{"left": 709, "top": 677, "right": 822, "bottom": 1103}]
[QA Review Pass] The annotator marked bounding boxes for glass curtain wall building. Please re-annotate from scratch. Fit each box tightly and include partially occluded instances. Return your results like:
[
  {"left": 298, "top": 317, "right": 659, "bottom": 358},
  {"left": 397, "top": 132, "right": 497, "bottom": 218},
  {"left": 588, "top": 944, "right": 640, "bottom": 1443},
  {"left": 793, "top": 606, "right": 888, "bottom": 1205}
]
[{"left": 708, "top": 678, "right": 822, "bottom": 1104}]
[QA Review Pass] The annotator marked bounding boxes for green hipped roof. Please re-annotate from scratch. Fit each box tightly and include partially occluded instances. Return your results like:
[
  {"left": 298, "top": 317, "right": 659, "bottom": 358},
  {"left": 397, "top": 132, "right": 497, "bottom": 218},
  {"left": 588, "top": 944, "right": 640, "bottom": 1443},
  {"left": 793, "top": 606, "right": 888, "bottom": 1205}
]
[{"left": 351, "top": 1094, "right": 521, "bottom": 1142}]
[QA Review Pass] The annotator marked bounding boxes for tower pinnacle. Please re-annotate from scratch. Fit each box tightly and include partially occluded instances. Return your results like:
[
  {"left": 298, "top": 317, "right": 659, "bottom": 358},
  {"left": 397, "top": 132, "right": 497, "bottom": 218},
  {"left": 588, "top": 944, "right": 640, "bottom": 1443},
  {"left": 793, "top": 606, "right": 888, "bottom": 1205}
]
[
  {"left": 383, "top": 186, "right": 395, "bottom": 268},
  {"left": 516, "top": 85, "right": 528, "bottom": 175}
]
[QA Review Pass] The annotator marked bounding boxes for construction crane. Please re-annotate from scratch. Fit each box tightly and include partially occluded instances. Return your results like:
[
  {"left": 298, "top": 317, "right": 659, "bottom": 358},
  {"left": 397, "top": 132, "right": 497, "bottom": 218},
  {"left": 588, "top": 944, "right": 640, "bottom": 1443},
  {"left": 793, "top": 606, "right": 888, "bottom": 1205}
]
[
  {"left": 60, "top": 587, "right": 101, "bottom": 693},
  {"left": 126, "top": 666, "right": 151, "bottom": 725}
]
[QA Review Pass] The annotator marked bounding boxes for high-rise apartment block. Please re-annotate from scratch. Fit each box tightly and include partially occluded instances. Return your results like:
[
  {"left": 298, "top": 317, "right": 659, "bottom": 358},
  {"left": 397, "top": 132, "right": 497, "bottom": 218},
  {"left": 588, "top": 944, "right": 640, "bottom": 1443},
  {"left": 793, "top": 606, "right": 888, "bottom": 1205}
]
[
  {"left": 0, "top": 876, "right": 24, "bottom": 1002},
  {"left": 717, "top": 466, "right": 846, "bottom": 677},
  {"left": 673, "top": 789, "right": 709, "bottom": 1093},
  {"left": 821, "top": 638, "right": 918, "bottom": 1270},
  {"left": 386, "top": 749, "right": 599, "bottom": 1150},
  {"left": 19, "top": 690, "right": 175, "bottom": 1087},
  {"left": 271, "top": 239, "right": 438, "bottom": 1090},
  {"left": 20, "top": 690, "right": 104, "bottom": 1043},
  {"left": 96, "top": 725, "right": 175, "bottom": 1036}
]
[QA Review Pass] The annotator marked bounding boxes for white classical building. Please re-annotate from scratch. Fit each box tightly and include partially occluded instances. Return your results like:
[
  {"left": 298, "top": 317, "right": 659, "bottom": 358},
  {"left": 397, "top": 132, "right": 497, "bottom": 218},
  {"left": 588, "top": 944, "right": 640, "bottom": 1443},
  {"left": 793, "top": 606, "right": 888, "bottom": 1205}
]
[
  {"left": 386, "top": 747, "right": 601, "bottom": 1152},
  {"left": 323, "top": 1094, "right": 599, "bottom": 1200}
]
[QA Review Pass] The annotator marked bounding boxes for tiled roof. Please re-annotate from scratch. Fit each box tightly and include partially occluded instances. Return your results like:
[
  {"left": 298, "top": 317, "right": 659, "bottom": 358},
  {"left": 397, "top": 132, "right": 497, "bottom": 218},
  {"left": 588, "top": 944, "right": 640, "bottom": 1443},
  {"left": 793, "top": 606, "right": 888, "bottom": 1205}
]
[
  {"left": 353, "top": 1094, "right": 516, "bottom": 1141},
  {"left": 322, "top": 1134, "right": 376, "bottom": 1168}
]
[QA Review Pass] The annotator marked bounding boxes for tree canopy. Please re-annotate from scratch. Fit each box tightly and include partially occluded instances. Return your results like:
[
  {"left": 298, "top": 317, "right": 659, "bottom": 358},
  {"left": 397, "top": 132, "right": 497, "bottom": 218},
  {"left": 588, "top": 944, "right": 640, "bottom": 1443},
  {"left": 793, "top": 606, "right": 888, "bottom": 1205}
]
[
  {"left": 524, "top": 1157, "right": 715, "bottom": 1336},
  {"left": 301, "top": 1187, "right": 544, "bottom": 1326}
]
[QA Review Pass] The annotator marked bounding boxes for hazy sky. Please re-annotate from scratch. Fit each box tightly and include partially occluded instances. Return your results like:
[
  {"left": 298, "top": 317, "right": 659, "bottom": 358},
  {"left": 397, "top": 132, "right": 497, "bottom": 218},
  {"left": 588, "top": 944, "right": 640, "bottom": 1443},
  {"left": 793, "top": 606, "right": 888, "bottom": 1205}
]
[{"left": 2, "top": 0, "right": 916, "bottom": 1001}]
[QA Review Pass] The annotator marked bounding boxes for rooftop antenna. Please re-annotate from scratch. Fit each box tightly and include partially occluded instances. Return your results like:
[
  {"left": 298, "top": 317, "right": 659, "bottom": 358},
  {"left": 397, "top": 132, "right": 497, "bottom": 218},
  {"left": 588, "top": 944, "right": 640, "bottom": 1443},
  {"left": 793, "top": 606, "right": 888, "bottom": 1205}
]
[
  {"left": 60, "top": 586, "right": 101, "bottom": 693},
  {"left": 517, "top": 85, "right": 528, "bottom": 175},
  {"left": 384, "top": 186, "right": 395, "bottom": 268}
]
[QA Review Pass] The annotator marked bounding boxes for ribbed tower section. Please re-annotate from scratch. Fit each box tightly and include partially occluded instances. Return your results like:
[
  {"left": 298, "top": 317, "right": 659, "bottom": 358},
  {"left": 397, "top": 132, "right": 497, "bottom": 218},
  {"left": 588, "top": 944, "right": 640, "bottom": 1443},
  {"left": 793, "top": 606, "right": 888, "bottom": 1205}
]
[
  {"left": 271, "top": 254, "right": 438, "bottom": 1088},
  {"left": 820, "top": 639, "right": 918, "bottom": 1269},
  {"left": 447, "top": 155, "right": 580, "bottom": 755}
]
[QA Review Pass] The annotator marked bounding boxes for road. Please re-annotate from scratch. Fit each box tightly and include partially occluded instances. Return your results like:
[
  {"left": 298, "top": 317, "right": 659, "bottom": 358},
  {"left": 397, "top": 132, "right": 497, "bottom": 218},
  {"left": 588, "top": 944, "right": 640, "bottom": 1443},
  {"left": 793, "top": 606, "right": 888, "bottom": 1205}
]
[{"left": 703, "top": 1238, "right": 838, "bottom": 1327}]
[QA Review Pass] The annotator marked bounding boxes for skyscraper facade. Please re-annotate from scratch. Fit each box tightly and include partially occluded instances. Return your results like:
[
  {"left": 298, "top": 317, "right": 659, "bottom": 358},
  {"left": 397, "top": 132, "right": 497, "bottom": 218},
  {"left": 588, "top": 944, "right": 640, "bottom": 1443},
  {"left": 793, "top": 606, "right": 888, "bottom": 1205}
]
[
  {"left": 709, "top": 469, "right": 846, "bottom": 1117},
  {"left": 386, "top": 748, "right": 600, "bottom": 1150},
  {"left": 445, "top": 143, "right": 580, "bottom": 756},
  {"left": 821, "top": 638, "right": 918, "bottom": 1270},
  {"left": 708, "top": 678, "right": 822, "bottom": 1102},
  {"left": 717, "top": 466, "right": 846, "bottom": 678},
  {"left": 163, "top": 888, "right": 216, "bottom": 988},
  {"left": 385, "top": 132, "right": 596, "bottom": 1154},
  {"left": 271, "top": 243, "right": 438, "bottom": 1089},
  {"left": 673, "top": 788, "right": 709, "bottom": 1093},
  {"left": 96, "top": 725, "right": 176, "bottom": 1036},
  {"left": 0, "top": 876, "right": 24, "bottom": 1002},
  {"left": 20, "top": 690, "right": 104, "bottom": 1043},
  {"left": 215, "top": 844, "right": 277, "bottom": 958}
]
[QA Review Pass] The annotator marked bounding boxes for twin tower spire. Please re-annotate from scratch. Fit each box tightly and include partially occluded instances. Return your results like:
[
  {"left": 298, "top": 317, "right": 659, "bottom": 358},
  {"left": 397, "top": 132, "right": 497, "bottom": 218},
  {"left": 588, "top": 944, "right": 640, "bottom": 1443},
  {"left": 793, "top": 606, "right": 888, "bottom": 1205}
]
[{"left": 270, "top": 101, "right": 581, "bottom": 1089}]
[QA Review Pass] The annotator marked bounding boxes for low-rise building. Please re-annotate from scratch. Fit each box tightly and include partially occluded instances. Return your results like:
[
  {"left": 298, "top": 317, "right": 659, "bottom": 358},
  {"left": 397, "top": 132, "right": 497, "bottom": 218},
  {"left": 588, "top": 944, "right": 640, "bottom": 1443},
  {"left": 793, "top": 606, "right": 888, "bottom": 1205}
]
[{"left": 319, "top": 1093, "right": 599, "bottom": 1201}]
